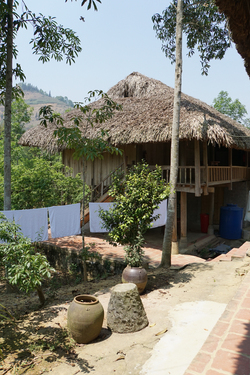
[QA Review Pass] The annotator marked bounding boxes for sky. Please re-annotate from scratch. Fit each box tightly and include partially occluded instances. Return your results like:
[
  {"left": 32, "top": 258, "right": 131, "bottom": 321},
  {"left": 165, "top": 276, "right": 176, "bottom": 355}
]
[{"left": 15, "top": 0, "right": 250, "bottom": 114}]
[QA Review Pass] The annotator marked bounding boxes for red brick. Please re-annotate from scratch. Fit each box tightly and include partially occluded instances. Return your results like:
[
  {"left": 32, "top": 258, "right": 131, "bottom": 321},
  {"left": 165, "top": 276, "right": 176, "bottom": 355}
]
[
  {"left": 210, "top": 321, "right": 229, "bottom": 337},
  {"left": 233, "top": 288, "right": 248, "bottom": 301},
  {"left": 187, "top": 352, "right": 211, "bottom": 373},
  {"left": 211, "top": 349, "right": 250, "bottom": 375},
  {"left": 226, "top": 299, "right": 239, "bottom": 312},
  {"left": 205, "top": 370, "right": 225, "bottom": 375},
  {"left": 201, "top": 335, "right": 221, "bottom": 354},
  {"left": 220, "top": 308, "right": 236, "bottom": 323},
  {"left": 241, "top": 298, "right": 250, "bottom": 309},
  {"left": 230, "top": 320, "right": 250, "bottom": 336},
  {"left": 222, "top": 333, "right": 250, "bottom": 356},
  {"left": 235, "top": 308, "right": 250, "bottom": 321}
]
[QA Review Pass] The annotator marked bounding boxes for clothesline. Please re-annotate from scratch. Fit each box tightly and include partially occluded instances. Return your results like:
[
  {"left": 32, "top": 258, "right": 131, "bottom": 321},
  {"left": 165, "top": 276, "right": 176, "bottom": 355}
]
[
  {"left": 89, "top": 199, "right": 168, "bottom": 233},
  {"left": 0, "top": 203, "right": 81, "bottom": 242}
]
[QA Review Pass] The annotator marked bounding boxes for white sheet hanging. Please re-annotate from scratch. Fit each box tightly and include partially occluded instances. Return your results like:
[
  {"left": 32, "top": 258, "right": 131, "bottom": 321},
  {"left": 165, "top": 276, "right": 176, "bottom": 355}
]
[
  {"left": 151, "top": 199, "right": 168, "bottom": 228},
  {"left": 48, "top": 203, "right": 81, "bottom": 238},
  {"left": 0, "top": 210, "right": 15, "bottom": 221},
  {"left": 89, "top": 202, "right": 115, "bottom": 233},
  {"left": 89, "top": 199, "right": 168, "bottom": 233},
  {"left": 244, "top": 191, "right": 250, "bottom": 221},
  {"left": 13, "top": 208, "right": 48, "bottom": 242}
]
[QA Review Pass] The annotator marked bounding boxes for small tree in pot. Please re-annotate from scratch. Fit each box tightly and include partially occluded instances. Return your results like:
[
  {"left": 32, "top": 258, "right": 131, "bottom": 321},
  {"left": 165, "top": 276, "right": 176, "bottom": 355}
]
[{"left": 99, "top": 162, "right": 170, "bottom": 293}]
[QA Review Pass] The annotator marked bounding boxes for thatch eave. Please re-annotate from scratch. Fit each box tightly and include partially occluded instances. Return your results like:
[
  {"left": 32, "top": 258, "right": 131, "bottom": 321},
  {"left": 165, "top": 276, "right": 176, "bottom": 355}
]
[
  {"left": 215, "top": 0, "right": 250, "bottom": 77},
  {"left": 19, "top": 72, "right": 250, "bottom": 152}
]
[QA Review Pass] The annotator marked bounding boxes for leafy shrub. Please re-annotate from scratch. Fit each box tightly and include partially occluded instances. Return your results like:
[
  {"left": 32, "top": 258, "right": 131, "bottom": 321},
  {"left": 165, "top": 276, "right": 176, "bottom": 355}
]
[
  {"left": 99, "top": 163, "right": 170, "bottom": 267},
  {"left": 0, "top": 214, "right": 54, "bottom": 304}
]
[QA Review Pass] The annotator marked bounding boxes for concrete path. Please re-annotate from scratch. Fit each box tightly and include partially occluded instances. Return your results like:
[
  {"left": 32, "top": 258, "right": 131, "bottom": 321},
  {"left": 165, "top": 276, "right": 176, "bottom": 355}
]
[
  {"left": 141, "top": 301, "right": 227, "bottom": 375},
  {"left": 43, "top": 235, "right": 250, "bottom": 374}
]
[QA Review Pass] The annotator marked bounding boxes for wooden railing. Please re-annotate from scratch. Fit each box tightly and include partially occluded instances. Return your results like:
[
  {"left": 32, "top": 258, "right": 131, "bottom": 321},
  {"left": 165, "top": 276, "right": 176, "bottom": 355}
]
[
  {"left": 92, "top": 163, "right": 124, "bottom": 202},
  {"left": 159, "top": 166, "right": 196, "bottom": 185},
  {"left": 207, "top": 166, "right": 231, "bottom": 183},
  {"left": 232, "top": 166, "right": 250, "bottom": 181},
  {"left": 152, "top": 165, "right": 250, "bottom": 187},
  {"left": 207, "top": 166, "right": 249, "bottom": 184}
]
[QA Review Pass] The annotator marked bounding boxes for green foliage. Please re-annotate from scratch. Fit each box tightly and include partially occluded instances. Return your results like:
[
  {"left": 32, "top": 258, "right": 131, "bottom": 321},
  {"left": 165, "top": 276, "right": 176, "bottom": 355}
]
[
  {"left": 66, "top": 0, "right": 102, "bottom": 11},
  {"left": 19, "top": 82, "right": 50, "bottom": 96},
  {"left": 212, "top": 91, "right": 250, "bottom": 126},
  {"left": 9, "top": 159, "right": 85, "bottom": 210},
  {"left": 0, "top": 97, "right": 88, "bottom": 210},
  {"left": 152, "top": 0, "right": 231, "bottom": 75},
  {"left": 0, "top": 303, "right": 15, "bottom": 322},
  {"left": 55, "top": 96, "right": 74, "bottom": 107},
  {"left": 99, "top": 163, "right": 170, "bottom": 267},
  {"left": 0, "top": 214, "right": 54, "bottom": 299},
  {"left": 0, "top": 1, "right": 82, "bottom": 103},
  {"left": 40, "top": 90, "right": 123, "bottom": 162},
  {"left": 19, "top": 82, "right": 74, "bottom": 107}
]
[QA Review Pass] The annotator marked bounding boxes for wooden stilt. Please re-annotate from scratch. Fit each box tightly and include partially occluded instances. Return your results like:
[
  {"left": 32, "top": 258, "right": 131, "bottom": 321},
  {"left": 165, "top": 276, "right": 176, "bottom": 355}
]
[
  {"left": 180, "top": 191, "right": 187, "bottom": 250},
  {"left": 195, "top": 140, "right": 201, "bottom": 197}
]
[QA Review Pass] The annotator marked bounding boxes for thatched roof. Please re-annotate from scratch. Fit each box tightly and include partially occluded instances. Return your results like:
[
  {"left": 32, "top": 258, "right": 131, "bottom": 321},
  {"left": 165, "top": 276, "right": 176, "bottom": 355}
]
[
  {"left": 215, "top": 0, "right": 250, "bottom": 77},
  {"left": 19, "top": 72, "right": 250, "bottom": 153}
]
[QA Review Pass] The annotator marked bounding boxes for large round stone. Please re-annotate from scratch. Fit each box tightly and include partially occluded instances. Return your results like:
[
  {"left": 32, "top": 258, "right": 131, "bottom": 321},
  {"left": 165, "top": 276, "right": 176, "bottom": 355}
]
[{"left": 107, "top": 283, "right": 148, "bottom": 333}]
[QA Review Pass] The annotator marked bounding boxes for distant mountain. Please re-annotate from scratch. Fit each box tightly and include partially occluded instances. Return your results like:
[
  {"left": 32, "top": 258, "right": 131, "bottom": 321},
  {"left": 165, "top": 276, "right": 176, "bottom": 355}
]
[{"left": 0, "top": 83, "right": 74, "bottom": 129}]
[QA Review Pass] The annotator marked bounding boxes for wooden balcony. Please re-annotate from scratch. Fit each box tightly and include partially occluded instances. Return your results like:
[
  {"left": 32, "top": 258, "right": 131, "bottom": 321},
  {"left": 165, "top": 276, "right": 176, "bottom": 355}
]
[{"left": 153, "top": 165, "right": 250, "bottom": 195}]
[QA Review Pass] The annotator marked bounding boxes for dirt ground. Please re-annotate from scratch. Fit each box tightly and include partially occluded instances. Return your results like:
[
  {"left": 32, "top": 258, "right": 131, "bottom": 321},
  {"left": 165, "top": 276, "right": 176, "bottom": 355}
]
[{"left": 1, "top": 242, "right": 250, "bottom": 375}]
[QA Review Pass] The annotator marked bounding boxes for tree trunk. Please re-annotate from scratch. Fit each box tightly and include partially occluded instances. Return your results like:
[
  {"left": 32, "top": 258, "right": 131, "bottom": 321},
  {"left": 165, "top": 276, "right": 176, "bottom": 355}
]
[
  {"left": 81, "top": 157, "right": 88, "bottom": 282},
  {"left": 36, "top": 286, "right": 45, "bottom": 305},
  {"left": 161, "top": 0, "right": 183, "bottom": 268},
  {"left": 4, "top": 0, "right": 13, "bottom": 210}
]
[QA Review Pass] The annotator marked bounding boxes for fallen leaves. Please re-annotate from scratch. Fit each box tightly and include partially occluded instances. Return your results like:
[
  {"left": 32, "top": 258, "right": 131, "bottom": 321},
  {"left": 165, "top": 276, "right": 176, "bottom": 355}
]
[
  {"left": 155, "top": 328, "right": 168, "bottom": 336},
  {"left": 114, "top": 350, "right": 126, "bottom": 361}
]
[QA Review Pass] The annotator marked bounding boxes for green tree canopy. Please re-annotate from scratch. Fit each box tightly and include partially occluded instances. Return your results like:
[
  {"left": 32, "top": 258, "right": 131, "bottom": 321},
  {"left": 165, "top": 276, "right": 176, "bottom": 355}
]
[
  {"left": 0, "top": 97, "right": 86, "bottom": 210},
  {"left": 152, "top": 0, "right": 231, "bottom": 75},
  {"left": 212, "top": 91, "right": 250, "bottom": 126}
]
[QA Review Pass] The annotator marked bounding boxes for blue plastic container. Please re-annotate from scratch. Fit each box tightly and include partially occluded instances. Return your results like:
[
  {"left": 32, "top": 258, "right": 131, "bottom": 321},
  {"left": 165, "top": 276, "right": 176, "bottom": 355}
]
[{"left": 219, "top": 204, "right": 243, "bottom": 240}]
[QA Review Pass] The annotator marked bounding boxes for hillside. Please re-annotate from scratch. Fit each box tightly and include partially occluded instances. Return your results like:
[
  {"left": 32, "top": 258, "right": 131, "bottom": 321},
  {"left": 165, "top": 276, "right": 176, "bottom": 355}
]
[{"left": 0, "top": 83, "right": 74, "bottom": 129}]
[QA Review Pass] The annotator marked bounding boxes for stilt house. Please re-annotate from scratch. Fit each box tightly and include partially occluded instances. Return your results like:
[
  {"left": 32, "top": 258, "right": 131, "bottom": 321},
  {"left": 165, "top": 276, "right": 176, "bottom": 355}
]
[{"left": 19, "top": 72, "right": 250, "bottom": 243}]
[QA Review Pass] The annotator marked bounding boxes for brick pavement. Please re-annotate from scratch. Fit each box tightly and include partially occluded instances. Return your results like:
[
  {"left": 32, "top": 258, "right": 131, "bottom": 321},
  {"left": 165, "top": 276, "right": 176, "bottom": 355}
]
[
  {"left": 45, "top": 232, "right": 207, "bottom": 269},
  {"left": 184, "top": 242, "right": 250, "bottom": 375}
]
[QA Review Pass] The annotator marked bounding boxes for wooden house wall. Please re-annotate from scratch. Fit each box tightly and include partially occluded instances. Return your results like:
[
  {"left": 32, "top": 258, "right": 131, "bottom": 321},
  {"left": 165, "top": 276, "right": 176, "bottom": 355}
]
[
  {"left": 62, "top": 145, "right": 136, "bottom": 186},
  {"left": 62, "top": 140, "right": 197, "bottom": 186},
  {"left": 137, "top": 143, "right": 171, "bottom": 165},
  {"left": 179, "top": 140, "right": 194, "bottom": 166}
]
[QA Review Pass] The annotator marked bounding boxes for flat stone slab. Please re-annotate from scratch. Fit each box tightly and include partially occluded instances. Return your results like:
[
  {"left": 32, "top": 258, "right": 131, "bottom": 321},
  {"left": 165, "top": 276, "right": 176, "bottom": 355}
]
[{"left": 107, "top": 283, "right": 148, "bottom": 333}]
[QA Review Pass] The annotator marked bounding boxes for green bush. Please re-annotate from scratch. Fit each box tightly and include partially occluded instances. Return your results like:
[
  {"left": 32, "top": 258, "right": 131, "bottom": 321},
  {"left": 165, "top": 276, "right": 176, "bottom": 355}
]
[
  {"left": 0, "top": 214, "right": 54, "bottom": 304},
  {"left": 99, "top": 163, "right": 170, "bottom": 267}
]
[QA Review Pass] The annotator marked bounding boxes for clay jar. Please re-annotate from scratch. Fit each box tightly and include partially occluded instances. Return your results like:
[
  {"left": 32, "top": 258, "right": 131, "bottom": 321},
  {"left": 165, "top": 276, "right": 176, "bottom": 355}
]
[
  {"left": 122, "top": 266, "right": 148, "bottom": 294},
  {"left": 67, "top": 294, "right": 104, "bottom": 344}
]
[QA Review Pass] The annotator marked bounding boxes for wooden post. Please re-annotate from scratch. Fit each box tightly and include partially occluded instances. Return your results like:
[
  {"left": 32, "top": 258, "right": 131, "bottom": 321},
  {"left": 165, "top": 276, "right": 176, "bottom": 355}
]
[
  {"left": 180, "top": 192, "right": 187, "bottom": 237},
  {"left": 179, "top": 191, "right": 187, "bottom": 249},
  {"left": 194, "top": 140, "right": 201, "bottom": 197},
  {"left": 203, "top": 141, "right": 208, "bottom": 195}
]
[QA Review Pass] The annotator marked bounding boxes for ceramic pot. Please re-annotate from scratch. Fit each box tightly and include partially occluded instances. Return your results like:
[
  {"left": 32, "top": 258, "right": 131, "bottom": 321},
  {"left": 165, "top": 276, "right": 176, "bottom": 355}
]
[
  {"left": 122, "top": 265, "right": 148, "bottom": 294},
  {"left": 67, "top": 294, "right": 104, "bottom": 344}
]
